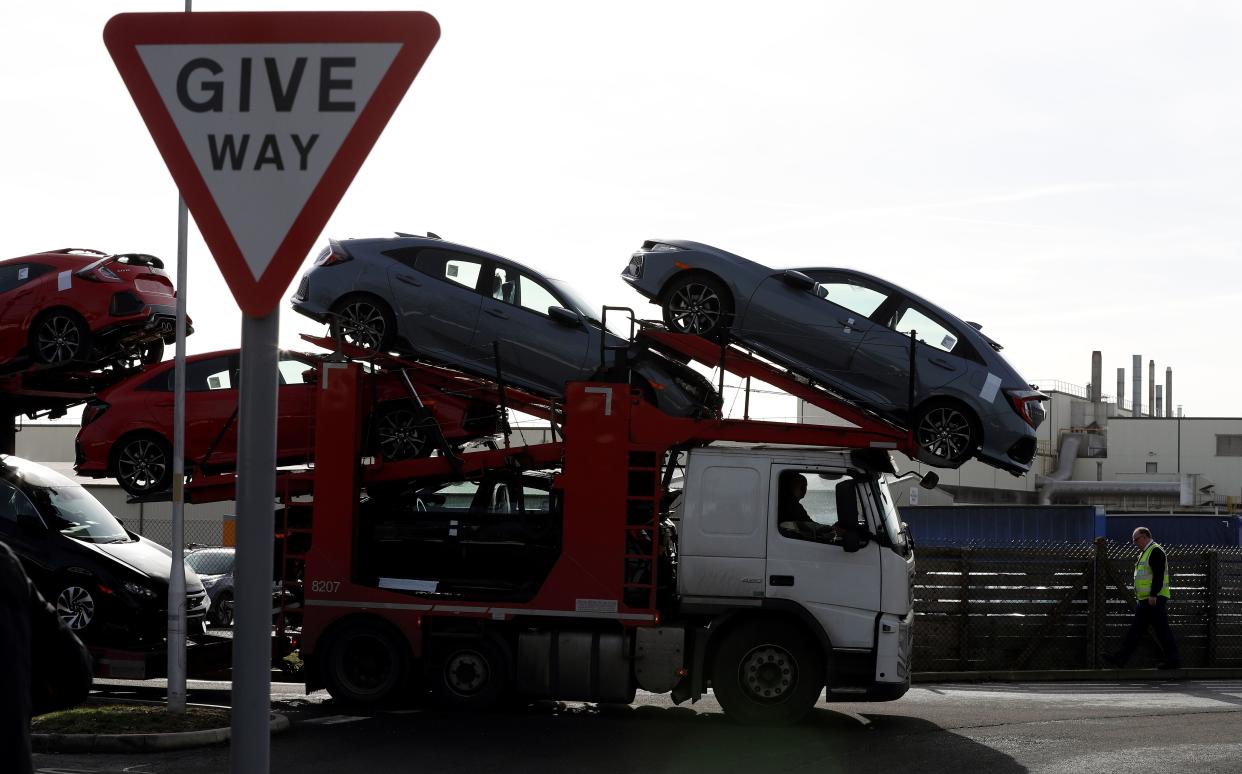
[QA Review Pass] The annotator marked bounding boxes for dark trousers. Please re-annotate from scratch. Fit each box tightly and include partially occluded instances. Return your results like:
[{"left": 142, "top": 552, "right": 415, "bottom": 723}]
[{"left": 1116, "top": 597, "right": 1181, "bottom": 666}]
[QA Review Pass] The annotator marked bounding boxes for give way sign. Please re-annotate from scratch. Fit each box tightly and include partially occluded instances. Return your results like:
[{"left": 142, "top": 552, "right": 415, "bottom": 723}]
[{"left": 104, "top": 12, "right": 440, "bottom": 316}]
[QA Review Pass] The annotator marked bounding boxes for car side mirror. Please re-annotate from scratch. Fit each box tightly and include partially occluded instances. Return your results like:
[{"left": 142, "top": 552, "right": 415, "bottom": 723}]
[
  {"left": 919, "top": 471, "right": 939, "bottom": 490},
  {"left": 548, "top": 306, "right": 584, "bottom": 328},
  {"left": 781, "top": 270, "right": 816, "bottom": 291}
]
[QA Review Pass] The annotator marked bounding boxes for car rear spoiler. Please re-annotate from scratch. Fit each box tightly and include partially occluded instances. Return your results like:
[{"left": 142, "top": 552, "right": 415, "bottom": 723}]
[{"left": 76, "top": 253, "right": 166, "bottom": 277}]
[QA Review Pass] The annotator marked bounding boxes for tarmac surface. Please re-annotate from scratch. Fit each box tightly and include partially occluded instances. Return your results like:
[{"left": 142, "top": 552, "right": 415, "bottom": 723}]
[{"left": 33, "top": 678, "right": 1242, "bottom": 773}]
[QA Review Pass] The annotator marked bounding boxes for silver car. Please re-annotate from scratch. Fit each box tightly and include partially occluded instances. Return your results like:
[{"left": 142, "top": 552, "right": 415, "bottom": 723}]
[
  {"left": 622, "top": 240, "right": 1046, "bottom": 474},
  {"left": 292, "top": 235, "right": 720, "bottom": 418}
]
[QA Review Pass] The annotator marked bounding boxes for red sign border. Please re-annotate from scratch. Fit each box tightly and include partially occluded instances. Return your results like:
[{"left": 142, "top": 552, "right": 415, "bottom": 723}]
[{"left": 104, "top": 12, "right": 440, "bottom": 317}]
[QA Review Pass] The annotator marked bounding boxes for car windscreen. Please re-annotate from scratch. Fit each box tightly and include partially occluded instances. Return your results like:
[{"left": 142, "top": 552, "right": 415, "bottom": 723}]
[
  {"left": 26, "top": 483, "right": 129, "bottom": 543},
  {"left": 186, "top": 550, "right": 234, "bottom": 576}
]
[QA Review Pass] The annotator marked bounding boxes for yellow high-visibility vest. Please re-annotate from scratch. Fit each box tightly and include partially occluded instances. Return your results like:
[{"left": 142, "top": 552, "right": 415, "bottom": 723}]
[{"left": 1134, "top": 541, "right": 1172, "bottom": 600}]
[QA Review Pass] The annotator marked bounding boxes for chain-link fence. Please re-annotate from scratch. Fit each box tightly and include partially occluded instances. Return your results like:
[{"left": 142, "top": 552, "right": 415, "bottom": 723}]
[{"left": 913, "top": 539, "right": 1242, "bottom": 672}]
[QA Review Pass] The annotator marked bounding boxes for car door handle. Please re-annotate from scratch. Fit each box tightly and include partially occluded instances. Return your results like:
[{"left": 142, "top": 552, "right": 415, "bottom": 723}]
[
  {"left": 395, "top": 274, "right": 421, "bottom": 287},
  {"left": 486, "top": 308, "right": 509, "bottom": 319},
  {"left": 769, "top": 575, "right": 795, "bottom": 587},
  {"left": 929, "top": 357, "right": 957, "bottom": 370},
  {"left": 837, "top": 317, "right": 856, "bottom": 326}
]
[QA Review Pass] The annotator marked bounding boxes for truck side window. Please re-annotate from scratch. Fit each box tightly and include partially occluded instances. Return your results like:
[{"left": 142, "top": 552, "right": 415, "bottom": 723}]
[{"left": 776, "top": 470, "right": 864, "bottom": 546}]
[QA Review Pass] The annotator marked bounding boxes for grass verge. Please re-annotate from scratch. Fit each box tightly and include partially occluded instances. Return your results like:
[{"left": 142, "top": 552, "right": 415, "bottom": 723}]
[{"left": 33, "top": 704, "right": 229, "bottom": 735}]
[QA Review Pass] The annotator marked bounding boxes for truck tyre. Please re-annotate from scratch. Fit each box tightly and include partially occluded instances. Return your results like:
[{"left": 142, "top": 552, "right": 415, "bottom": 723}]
[
  {"left": 430, "top": 637, "right": 509, "bottom": 711},
  {"left": 322, "top": 621, "right": 408, "bottom": 705},
  {"left": 710, "top": 619, "right": 825, "bottom": 726}
]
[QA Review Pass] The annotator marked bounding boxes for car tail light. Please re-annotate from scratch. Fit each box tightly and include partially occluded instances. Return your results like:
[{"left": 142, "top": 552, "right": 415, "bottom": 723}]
[
  {"left": 313, "top": 245, "right": 352, "bottom": 267},
  {"left": 79, "top": 263, "right": 123, "bottom": 282},
  {"left": 82, "top": 399, "right": 110, "bottom": 426},
  {"left": 1005, "top": 388, "right": 1048, "bottom": 428}
]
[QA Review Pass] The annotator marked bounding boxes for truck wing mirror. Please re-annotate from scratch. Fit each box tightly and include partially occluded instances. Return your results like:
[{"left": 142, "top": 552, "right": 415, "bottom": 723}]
[
  {"left": 841, "top": 529, "right": 862, "bottom": 553},
  {"left": 781, "top": 270, "right": 816, "bottom": 291},
  {"left": 548, "top": 306, "right": 584, "bottom": 328}
]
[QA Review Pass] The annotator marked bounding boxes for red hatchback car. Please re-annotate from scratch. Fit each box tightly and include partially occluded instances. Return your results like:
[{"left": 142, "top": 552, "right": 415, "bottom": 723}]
[
  {"left": 75, "top": 349, "right": 501, "bottom": 496},
  {"left": 0, "top": 249, "right": 185, "bottom": 372}
]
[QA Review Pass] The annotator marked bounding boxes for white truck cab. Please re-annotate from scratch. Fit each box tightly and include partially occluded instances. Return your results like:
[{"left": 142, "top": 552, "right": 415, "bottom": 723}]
[{"left": 670, "top": 445, "right": 914, "bottom": 720}]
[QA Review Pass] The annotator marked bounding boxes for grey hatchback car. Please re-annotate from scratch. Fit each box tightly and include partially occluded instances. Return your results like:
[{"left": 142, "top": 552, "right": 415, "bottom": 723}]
[
  {"left": 622, "top": 240, "right": 1046, "bottom": 474},
  {"left": 292, "top": 235, "right": 720, "bottom": 418}
]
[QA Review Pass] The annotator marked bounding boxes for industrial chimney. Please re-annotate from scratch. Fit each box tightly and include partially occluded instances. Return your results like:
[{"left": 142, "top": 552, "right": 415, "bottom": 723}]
[
  {"left": 1156, "top": 385, "right": 1163, "bottom": 418},
  {"left": 1117, "top": 367, "right": 1125, "bottom": 413},
  {"left": 1133, "top": 355, "right": 1142, "bottom": 417},
  {"left": 1148, "top": 360, "right": 1155, "bottom": 419},
  {"left": 1165, "top": 367, "right": 1173, "bottom": 418},
  {"left": 1091, "top": 351, "right": 1102, "bottom": 405}
]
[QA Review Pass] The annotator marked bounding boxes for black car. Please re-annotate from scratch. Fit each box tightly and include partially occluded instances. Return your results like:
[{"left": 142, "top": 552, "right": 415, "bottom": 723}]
[{"left": 0, "top": 455, "right": 209, "bottom": 646}]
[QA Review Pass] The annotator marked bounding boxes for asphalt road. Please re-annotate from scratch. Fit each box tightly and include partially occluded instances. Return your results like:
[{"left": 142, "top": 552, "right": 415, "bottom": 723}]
[{"left": 34, "top": 679, "right": 1242, "bottom": 773}]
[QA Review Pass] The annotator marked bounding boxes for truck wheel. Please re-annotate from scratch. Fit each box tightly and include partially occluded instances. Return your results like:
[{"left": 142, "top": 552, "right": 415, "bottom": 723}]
[
  {"left": 710, "top": 620, "right": 825, "bottom": 726},
  {"left": 430, "top": 637, "right": 509, "bottom": 710},
  {"left": 322, "top": 621, "right": 408, "bottom": 705}
]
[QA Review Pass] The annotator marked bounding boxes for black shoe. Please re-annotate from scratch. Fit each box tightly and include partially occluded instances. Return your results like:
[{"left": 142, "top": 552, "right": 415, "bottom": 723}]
[{"left": 1101, "top": 652, "right": 1123, "bottom": 668}]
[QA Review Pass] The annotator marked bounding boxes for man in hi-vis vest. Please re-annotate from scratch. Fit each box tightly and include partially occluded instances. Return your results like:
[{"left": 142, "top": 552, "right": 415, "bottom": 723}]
[{"left": 1104, "top": 527, "right": 1181, "bottom": 670}]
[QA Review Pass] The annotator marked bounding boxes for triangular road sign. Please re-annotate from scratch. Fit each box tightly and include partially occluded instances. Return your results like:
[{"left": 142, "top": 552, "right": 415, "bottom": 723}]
[{"left": 104, "top": 12, "right": 440, "bottom": 316}]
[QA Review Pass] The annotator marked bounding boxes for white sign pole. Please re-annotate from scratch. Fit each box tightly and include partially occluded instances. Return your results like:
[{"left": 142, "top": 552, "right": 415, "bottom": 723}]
[{"left": 167, "top": 194, "right": 189, "bottom": 715}]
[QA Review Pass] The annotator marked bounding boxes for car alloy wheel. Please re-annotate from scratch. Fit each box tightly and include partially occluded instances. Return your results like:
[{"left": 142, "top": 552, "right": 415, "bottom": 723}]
[
  {"left": 56, "top": 585, "right": 96, "bottom": 631},
  {"left": 375, "top": 409, "right": 428, "bottom": 460},
  {"left": 916, "top": 405, "right": 974, "bottom": 464},
  {"left": 117, "top": 438, "right": 169, "bottom": 494},
  {"left": 35, "top": 314, "right": 87, "bottom": 364},
  {"left": 666, "top": 283, "right": 725, "bottom": 336},
  {"left": 215, "top": 593, "right": 235, "bottom": 627},
  {"left": 336, "top": 301, "right": 388, "bottom": 350}
]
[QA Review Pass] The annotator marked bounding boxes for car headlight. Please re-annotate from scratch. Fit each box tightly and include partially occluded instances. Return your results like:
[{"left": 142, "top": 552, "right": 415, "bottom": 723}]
[{"left": 123, "top": 580, "right": 158, "bottom": 599}]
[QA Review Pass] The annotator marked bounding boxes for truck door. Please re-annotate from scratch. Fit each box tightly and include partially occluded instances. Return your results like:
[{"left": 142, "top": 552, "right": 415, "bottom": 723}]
[{"left": 766, "top": 466, "right": 882, "bottom": 650}]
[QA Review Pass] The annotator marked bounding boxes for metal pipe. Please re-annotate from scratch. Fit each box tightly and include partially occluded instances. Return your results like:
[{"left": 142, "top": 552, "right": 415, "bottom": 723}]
[
  {"left": 1038, "top": 478, "right": 1193, "bottom": 506},
  {"left": 1116, "top": 367, "right": 1125, "bottom": 413},
  {"left": 1132, "top": 355, "right": 1142, "bottom": 417},
  {"left": 231, "top": 311, "right": 279, "bottom": 774}
]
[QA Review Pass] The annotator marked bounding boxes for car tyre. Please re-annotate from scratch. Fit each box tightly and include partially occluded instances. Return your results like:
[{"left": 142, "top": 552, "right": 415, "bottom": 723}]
[
  {"left": 914, "top": 400, "right": 979, "bottom": 468},
  {"left": 31, "top": 310, "right": 91, "bottom": 365},
  {"left": 430, "top": 637, "right": 510, "bottom": 711},
  {"left": 661, "top": 274, "right": 733, "bottom": 340},
  {"left": 54, "top": 581, "right": 99, "bottom": 634},
  {"left": 323, "top": 621, "right": 409, "bottom": 706},
  {"left": 330, "top": 295, "right": 396, "bottom": 352},
  {"left": 113, "top": 433, "right": 174, "bottom": 496},
  {"left": 213, "top": 591, "right": 235, "bottom": 627},
  {"left": 710, "top": 619, "right": 825, "bottom": 726}
]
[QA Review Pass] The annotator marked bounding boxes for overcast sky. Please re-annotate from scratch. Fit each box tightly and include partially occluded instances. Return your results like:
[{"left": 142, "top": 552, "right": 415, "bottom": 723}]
[{"left": 4, "top": 1, "right": 1240, "bottom": 417}]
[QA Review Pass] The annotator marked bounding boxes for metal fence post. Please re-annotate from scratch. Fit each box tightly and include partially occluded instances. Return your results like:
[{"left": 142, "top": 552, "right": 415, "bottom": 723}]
[
  {"left": 1091, "top": 537, "right": 1108, "bottom": 669},
  {"left": 958, "top": 548, "right": 971, "bottom": 670},
  {"left": 1207, "top": 550, "right": 1219, "bottom": 667}
]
